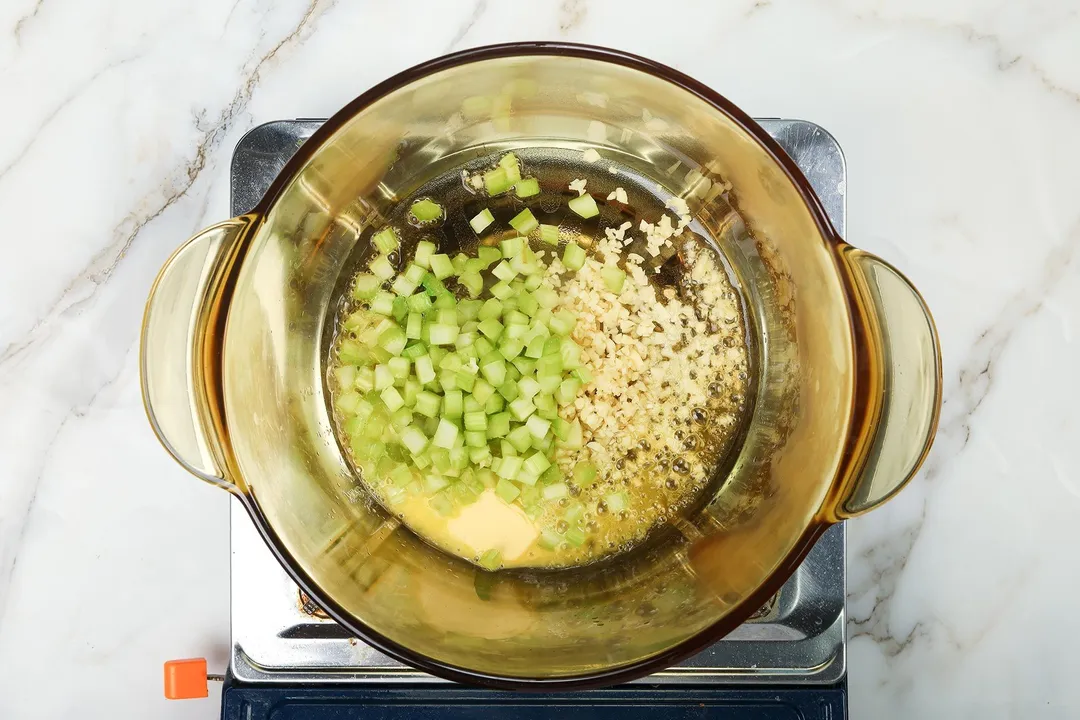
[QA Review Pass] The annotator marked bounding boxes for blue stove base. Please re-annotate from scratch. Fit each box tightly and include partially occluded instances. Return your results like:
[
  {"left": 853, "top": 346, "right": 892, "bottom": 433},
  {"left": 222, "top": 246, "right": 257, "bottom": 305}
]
[{"left": 221, "top": 679, "right": 847, "bottom": 719}]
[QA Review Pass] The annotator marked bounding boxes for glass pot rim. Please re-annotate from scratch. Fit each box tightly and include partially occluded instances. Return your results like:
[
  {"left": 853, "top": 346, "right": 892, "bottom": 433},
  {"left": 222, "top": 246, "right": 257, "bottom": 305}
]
[{"left": 149, "top": 42, "right": 930, "bottom": 690}]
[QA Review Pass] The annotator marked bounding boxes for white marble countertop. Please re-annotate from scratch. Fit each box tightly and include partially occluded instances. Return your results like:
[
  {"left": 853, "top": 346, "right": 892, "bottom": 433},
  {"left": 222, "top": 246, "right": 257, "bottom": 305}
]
[{"left": 2, "top": 0, "right": 1079, "bottom": 717}]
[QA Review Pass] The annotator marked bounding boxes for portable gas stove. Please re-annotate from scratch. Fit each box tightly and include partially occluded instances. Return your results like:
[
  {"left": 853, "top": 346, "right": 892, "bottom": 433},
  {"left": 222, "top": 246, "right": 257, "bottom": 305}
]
[{"left": 219, "top": 118, "right": 849, "bottom": 719}]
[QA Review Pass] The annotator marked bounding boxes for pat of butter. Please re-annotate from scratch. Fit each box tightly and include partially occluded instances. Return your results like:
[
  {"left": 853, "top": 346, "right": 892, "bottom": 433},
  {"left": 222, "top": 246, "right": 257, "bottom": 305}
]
[{"left": 446, "top": 490, "right": 539, "bottom": 561}]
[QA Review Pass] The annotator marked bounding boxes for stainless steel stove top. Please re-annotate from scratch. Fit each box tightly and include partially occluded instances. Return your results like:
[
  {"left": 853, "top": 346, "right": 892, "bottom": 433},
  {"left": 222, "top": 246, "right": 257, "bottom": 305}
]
[{"left": 228, "top": 118, "right": 848, "bottom": 686}]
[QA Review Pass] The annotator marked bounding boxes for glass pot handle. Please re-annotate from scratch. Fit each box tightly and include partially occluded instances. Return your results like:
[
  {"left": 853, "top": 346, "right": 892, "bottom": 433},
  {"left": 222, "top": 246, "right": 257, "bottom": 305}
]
[
  {"left": 830, "top": 247, "right": 942, "bottom": 519},
  {"left": 139, "top": 217, "right": 254, "bottom": 493}
]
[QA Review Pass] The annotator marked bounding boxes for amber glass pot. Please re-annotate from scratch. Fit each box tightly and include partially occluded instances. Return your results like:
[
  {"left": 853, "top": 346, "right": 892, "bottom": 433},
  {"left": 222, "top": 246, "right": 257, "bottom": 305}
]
[{"left": 141, "top": 44, "right": 940, "bottom": 688}]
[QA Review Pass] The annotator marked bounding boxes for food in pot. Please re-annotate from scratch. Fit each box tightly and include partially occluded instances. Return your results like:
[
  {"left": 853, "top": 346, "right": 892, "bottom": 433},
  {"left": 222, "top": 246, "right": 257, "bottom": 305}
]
[{"left": 328, "top": 151, "right": 750, "bottom": 570}]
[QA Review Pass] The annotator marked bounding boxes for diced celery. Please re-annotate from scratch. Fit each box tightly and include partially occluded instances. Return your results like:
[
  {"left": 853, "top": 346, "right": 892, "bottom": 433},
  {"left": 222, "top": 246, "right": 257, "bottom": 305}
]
[
  {"left": 484, "top": 167, "right": 512, "bottom": 195},
  {"left": 374, "top": 364, "right": 394, "bottom": 391},
  {"left": 400, "top": 426, "right": 429, "bottom": 455},
  {"left": 492, "top": 261, "right": 516, "bottom": 281},
  {"left": 517, "top": 376, "right": 541, "bottom": 400},
  {"left": 539, "top": 224, "right": 559, "bottom": 246},
  {"left": 512, "top": 357, "right": 535, "bottom": 376},
  {"left": 488, "top": 280, "right": 512, "bottom": 300},
  {"left": 405, "top": 313, "right": 422, "bottom": 340},
  {"left": 556, "top": 378, "right": 582, "bottom": 405},
  {"left": 604, "top": 491, "right": 629, "bottom": 512},
  {"left": 572, "top": 461, "right": 598, "bottom": 488},
  {"left": 504, "top": 324, "right": 528, "bottom": 341},
  {"left": 495, "top": 477, "right": 520, "bottom": 503},
  {"left": 432, "top": 418, "right": 459, "bottom": 449},
  {"left": 525, "top": 415, "right": 551, "bottom": 440},
  {"left": 479, "top": 549, "right": 502, "bottom": 570},
  {"left": 414, "top": 390, "right": 441, "bottom": 418},
  {"left": 470, "top": 446, "right": 493, "bottom": 466},
  {"left": 504, "top": 425, "right": 531, "bottom": 453},
  {"left": 459, "top": 271, "right": 483, "bottom": 297},
  {"left": 500, "top": 236, "right": 524, "bottom": 258},
  {"left": 334, "top": 365, "right": 357, "bottom": 390},
  {"left": 538, "top": 529, "right": 562, "bottom": 550},
  {"left": 518, "top": 292, "right": 539, "bottom": 317},
  {"left": 549, "top": 309, "right": 578, "bottom": 336},
  {"left": 407, "top": 292, "right": 433, "bottom": 314},
  {"left": 380, "top": 386, "right": 405, "bottom": 412},
  {"left": 455, "top": 332, "right": 477, "bottom": 350},
  {"left": 370, "top": 291, "right": 395, "bottom": 316},
  {"left": 464, "top": 430, "right": 487, "bottom": 448},
  {"left": 498, "top": 378, "right": 520, "bottom": 401},
  {"left": 443, "top": 390, "right": 463, "bottom": 418},
  {"left": 423, "top": 472, "right": 449, "bottom": 496},
  {"left": 470, "top": 208, "right": 495, "bottom": 234},
  {"left": 523, "top": 450, "right": 551, "bottom": 477},
  {"left": 369, "top": 254, "right": 396, "bottom": 280},
  {"left": 480, "top": 357, "right": 507, "bottom": 386},
  {"left": 430, "top": 491, "right": 456, "bottom": 516},
  {"left": 414, "top": 240, "right": 436, "bottom": 268},
  {"left": 559, "top": 419, "right": 584, "bottom": 449},
  {"left": 573, "top": 366, "right": 593, "bottom": 384},
  {"left": 499, "top": 152, "right": 519, "bottom": 171},
  {"left": 561, "top": 243, "right": 586, "bottom": 271},
  {"left": 504, "top": 310, "right": 529, "bottom": 326},
  {"left": 524, "top": 335, "right": 546, "bottom": 359},
  {"left": 334, "top": 391, "right": 362, "bottom": 415},
  {"left": 452, "top": 253, "right": 469, "bottom": 275},
  {"left": 392, "top": 296, "right": 409, "bottom": 322},
  {"left": 509, "top": 397, "right": 536, "bottom": 422},
  {"left": 568, "top": 193, "right": 599, "bottom": 219},
  {"left": 542, "top": 483, "right": 569, "bottom": 500},
  {"left": 499, "top": 337, "right": 525, "bottom": 361},
  {"left": 477, "top": 298, "right": 502, "bottom": 321},
  {"left": 388, "top": 356, "right": 410, "bottom": 380},
  {"left": 536, "top": 354, "right": 562, "bottom": 377},
  {"left": 429, "top": 254, "right": 454, "bottom": 280},
  {"left": 477, "top": 246, "right": 501, "bottom": 267},
  {"left": 414, "top": 355, "right": 436, "bottom": 385},
  {"left": 449, "top": 446, "right": 470, "bottom": 470},
  {"left": 564, "top": 526, "right": 586, "bottom": 547},
  {"left": 601, "top": 266, "right": 626, "bottom": 294},
  {"left": 564, "top": 502, "right": 585, "bottom": 525},
  {"left": 338, "top": 339, "right": 368, "bottom": 366},
  {"left": 471, "top": 379, "right": 495, "bottom": 405},
  {"left": 537, "top": 374, "right": 561, "bottom": 394},
  {"left": 410, "top": 198, "right": 443, "bottom": 222},
  {"left": 373, "top": 227, "right": 399, "bottom": 254},
  {"left": 560, "top": 338, "right": 582, "bottom": 369},
  {"left": 422, "top": 272, "right": 446, "bottom": 295},
  {"left": 475, "top": 319, "right": 503, "bottom": 345},
  {"left": 496, "top": 456, "right": 523, "bottom": 480},
  {"left": 433, "top": 292, "right": 456, "bottom": 310},
  {"left": 456, "top": 370, "right": 476, "bottom": 392},
  {"left": 515, "top": 178, "right": 540, "bottom": 198},
  {"left": 354, "top": 367, "right": 375, "bottom": 392},
  {"left": 534, "top": 393, "right": 556, "bottom": 415},
  {"left": 391, "top": 275, "right": 416, "bottom": 296},
  {"left": 352, "top": 274, "right": 381, "bottom": 300},
  {"left": 429, "top": 324, "right": 459, "bottom": 346},
  {"left": 509, "top": 208, "right": 539, "bottom": 235},
  {"left": 486, "top": 411, "right": 511, "bottom": 438}
]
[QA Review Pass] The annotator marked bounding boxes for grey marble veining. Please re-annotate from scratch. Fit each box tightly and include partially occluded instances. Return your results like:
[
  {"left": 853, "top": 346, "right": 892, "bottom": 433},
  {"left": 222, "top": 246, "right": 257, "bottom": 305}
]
[{"left": 1, "top": 1, "right": 1079, "bottom": 717}]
